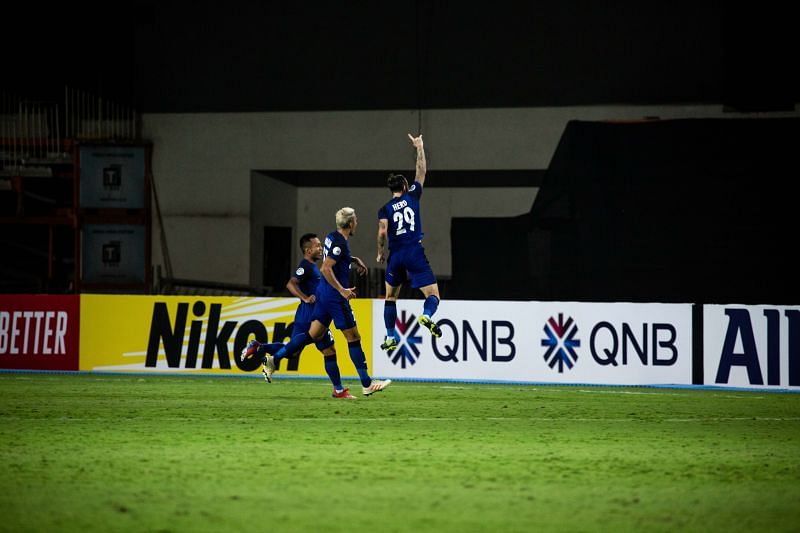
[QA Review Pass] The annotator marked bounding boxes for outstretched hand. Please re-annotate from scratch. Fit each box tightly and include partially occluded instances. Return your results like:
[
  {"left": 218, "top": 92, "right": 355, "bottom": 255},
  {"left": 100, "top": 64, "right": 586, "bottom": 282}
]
[{"left": 408, "top": 133, "right": 423, "bottom": 149}]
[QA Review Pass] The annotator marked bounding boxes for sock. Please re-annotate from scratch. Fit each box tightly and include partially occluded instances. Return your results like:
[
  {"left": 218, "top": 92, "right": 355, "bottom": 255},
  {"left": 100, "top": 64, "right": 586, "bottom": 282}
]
[
  {"left": 324, "top": 354, "right": 343, "bottom": 391},
  {"left": 384, "top": 300, "right": 397, "bottom": 338},
  {"left": 274, "top": 333, "right": 311, "bottom": 365},
  {"left": 257, "top": 342, "right": 285, "bottom": 358},
  {"left": 347, "top": 340, "right": 371, "bottom": 388},
  {"left": 423, "top": 295, "right": 439, "bottom": 319}
]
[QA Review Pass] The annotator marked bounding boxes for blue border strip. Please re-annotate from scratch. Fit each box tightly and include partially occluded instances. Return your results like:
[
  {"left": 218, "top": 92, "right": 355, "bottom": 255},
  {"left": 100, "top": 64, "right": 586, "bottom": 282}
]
[{"left": 2, "top": 368, "right": 798, "bottom": 393}]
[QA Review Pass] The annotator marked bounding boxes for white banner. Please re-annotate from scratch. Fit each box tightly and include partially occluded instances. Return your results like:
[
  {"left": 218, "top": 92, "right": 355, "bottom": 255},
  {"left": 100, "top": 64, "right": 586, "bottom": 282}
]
[
  {"left": 373, "top": 300, "right": 692, "bottom": 385},
  {"left": 704, "top": 304, "right": 800, "bottom": 390}
]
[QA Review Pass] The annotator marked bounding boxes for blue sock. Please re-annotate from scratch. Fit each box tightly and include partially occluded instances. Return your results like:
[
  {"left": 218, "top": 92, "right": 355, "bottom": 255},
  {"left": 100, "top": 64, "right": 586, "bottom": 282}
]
[
  {"left": 274, "top": 333, "right": 310, "bottom": 365},
  {"left": 423, "top": 295, "right": 439, "bottom": 318},
  {"left": 348, "top": 340, "right": 371, "bottom": 387},
  {"left": 324, "top": 354, "right": 343, "bottom": 391},
  {"left": 384, "top": 300, "right": 397, "bottom": 338},
  {"left": 257, "top": 342, "right": 285, "bottom": 358}
]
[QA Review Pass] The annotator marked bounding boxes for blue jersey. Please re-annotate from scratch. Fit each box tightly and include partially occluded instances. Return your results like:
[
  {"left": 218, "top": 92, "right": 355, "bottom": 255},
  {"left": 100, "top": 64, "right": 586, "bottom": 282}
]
[
  {"left": 317, "top": 230, "right": 352, "bottom": 300},
  {"left": 292, "top": 258, "right": 321, "bottom": 324},
  {"left": 377, "top": 181, "right": 424, "bottom": 250}
]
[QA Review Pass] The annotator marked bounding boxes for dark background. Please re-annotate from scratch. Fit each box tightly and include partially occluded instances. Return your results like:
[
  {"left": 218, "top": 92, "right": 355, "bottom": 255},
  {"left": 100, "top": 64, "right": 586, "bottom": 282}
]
[
  {"left": 4, "top": 2, "right": 796, "bottom": 113},
  {"left": 4, "top": 2, "right": 797, "bottom": 303}
]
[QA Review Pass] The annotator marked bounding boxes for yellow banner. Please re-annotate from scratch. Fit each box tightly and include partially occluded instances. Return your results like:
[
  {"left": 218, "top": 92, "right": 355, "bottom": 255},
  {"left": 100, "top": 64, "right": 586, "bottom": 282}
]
[{"left": 80, "top": 295, "right": 373, "bottom": 376}]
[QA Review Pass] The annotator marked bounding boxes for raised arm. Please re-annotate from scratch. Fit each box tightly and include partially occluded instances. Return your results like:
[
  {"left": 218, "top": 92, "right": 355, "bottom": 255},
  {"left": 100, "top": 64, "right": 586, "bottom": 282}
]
[{"left": 408, "top": 133, "right": 427, "bottom": 185}]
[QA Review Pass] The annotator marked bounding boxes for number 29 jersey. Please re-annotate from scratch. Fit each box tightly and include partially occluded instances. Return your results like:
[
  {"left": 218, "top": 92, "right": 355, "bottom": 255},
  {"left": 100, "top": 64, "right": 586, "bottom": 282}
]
[{"left": 377, "top": 180, "right": 424, "bottom": 250}]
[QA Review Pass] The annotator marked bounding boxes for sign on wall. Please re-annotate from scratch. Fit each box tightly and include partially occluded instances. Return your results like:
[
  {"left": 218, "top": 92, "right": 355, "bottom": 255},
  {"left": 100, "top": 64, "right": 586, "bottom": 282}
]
[
  {"left": 0, "top": 295, "right": 80, "bottom": 371},
  {"left": 79, "top": 145, "right": 146, "bottom": 208},
  {"left": 79, "top": 294, "right": 373, "bottom": 376},
  {"left": 704, "top": 304, "right": 799, "bottom": 390},
  {"left": 372, "top": 300, "right": 693, "bottom": 385},
  {"left": 82, "top": 224, "right": 146, "bottom": 284}
]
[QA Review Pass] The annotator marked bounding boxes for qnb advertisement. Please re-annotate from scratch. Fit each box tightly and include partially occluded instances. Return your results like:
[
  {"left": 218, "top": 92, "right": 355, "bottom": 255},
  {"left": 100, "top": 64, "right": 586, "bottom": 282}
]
[
  {"left": 704, "top": 305, "right": 800, "bottom": 390},
  {"left": 0, "top": 295, "right": 80, "bottom": 371},
  {"left": 80, "top": 295, "right": 372, "bottom": 376},
  {"left": 372, "top": 300, "right": 693, "bottom": 385}
]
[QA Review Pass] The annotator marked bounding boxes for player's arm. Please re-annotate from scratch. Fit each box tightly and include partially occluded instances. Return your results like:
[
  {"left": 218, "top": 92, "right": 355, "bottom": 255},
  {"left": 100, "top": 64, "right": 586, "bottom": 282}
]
[
  {"left": 286, "top": 276, "right": 314, "bottom": 304},
  {"left": 321, "top": 256, "right": 356, "bottom": 300},
  {"left": 377, "top": 218, "right": 389, "bottom": 263},
  {"left": 351, "top": 256, "right": 367, "bottom": 276},
  {"left": 408, "top": 133, "right": 426, "bottom": 186}
]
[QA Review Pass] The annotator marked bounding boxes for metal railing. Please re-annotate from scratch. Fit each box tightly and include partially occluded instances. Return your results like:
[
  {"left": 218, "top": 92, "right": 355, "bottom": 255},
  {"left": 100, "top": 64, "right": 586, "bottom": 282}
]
[
  {"left": 1, "top": 88, "right": 139, "bottom": 177},
  {"left": 65, "top": 86, "right": 137, "bottom": 141},
  {"left": 154, "top": 266, "right": 273, "bottom": 296},
  {"left": 1, "top": 93, "right": 67, "bottom": 177}
]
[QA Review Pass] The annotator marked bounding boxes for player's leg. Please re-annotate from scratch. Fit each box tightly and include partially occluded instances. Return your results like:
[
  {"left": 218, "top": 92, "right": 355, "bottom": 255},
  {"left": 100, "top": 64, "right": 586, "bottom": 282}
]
[
  {"left": 256, "top": 321, "right": 308, "bottom": 377},
  {"left": 409, "top": 246, "right": 441, "bottom": 337},
  {"left": 287, "top": 320, "right": 311, "bottom": 359},
  {"left": 420, "top": 278, "right": 440, "bottom": 302},
  {"left": 263, "top": 319, "right": 327, "bottom": 382},
  {"left": 241, "top": 338, "right": 285, "bottom": 360},
  {"left": 381, "top": 250, "right": 407, "bottom": 352},
  {"left": 381, "top": 282, "right": 402, "bottom": 352},
  {"left": 418, "top": 283, "right": 441, "bottom": 337},
  {"left": 340, "top": 324, "right": 392, "bottom": 396},
  {"left": 315, "top": 331, "right": 355, "bottom": 399},
  {"left": 241, "top": 338, "right": 285, "bottom": 382},
  {"left": 333, "top": 302, "right": 391, "bottom": 397},
  {"left": 335, "top": 304, "right": 369, "bottom": 387}
]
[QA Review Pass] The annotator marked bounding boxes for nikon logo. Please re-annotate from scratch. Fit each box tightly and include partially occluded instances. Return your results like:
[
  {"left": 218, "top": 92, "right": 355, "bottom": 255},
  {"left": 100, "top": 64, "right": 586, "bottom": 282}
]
[{"left": 146, "top": 301, "right": 295, "bottom": 371}]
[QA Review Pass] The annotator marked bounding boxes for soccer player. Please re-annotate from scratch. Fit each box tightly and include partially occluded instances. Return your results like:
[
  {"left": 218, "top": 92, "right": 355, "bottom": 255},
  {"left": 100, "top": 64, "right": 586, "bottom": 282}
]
[
  {"left": 376, "top": 133, "right": 442, "bottom": 353},
  {"left": 260, "top": 207, "right": 392, "bottom": 397},
  {"left": 242, "top": 233, "right": 354, "bottom": 398}
]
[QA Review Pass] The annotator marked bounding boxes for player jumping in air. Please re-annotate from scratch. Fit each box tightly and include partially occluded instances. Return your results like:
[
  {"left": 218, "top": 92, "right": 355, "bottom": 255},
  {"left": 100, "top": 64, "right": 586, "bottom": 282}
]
[{"left": 377, "top": 133, "right": 442, "bottom": 354}]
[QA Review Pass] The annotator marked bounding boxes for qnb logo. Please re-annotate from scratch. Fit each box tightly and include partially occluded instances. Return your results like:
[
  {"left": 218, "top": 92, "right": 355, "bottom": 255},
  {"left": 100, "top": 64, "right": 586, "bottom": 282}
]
[
  {"left": 541, "top": 313, "right": 581, "bottom": 373},
  {"left": 389, "top": 310, "right": 423, "bottom": 368}
]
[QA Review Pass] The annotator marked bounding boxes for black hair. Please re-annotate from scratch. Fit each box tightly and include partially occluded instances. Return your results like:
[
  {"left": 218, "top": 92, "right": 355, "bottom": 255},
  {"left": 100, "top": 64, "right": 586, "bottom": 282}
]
[
  {"left": 387, "top": 173, "right": 407, "bottom": 192},
  {"left": 299, "top": 233, "right": 317, "bottom": 251}
]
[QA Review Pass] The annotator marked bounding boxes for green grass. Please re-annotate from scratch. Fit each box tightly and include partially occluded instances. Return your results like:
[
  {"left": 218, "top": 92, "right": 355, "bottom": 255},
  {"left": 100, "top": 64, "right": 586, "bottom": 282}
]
[{"left": 1, "top": 373, "right": 799, "bottom": 532}]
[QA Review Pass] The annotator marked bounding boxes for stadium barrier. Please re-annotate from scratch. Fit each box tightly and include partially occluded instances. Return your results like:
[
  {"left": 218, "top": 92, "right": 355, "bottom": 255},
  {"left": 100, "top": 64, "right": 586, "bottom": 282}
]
[
  {"left": 371, "top": 300, "right": 692, "bottom": 386},
  {"left": 0, "top": 294, "right": 79, "bottom": 371},
  {"left": 78, "top": 294, "right": 371, "bottom": 377},
  {"left": 1, "top": 295, "right": 797, "bottom": 390},
  {"left": 703, "top": 305, "right": 800, "bottom": 390}
]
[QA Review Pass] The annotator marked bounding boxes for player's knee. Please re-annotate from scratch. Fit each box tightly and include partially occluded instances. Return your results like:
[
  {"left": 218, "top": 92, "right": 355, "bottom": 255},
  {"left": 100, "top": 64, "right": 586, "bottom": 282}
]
[
  {"left": 341, "top": 326, "right": 360, "bottom": 343},
  {"left": 421, "top": 285, "right": 440, "bottom": 299}
]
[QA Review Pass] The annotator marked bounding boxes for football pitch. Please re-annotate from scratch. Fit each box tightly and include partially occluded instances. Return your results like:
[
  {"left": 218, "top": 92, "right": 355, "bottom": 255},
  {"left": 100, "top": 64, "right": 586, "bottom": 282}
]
[{"left": 1, "top": 373, "right": 798, "bottom": 532}]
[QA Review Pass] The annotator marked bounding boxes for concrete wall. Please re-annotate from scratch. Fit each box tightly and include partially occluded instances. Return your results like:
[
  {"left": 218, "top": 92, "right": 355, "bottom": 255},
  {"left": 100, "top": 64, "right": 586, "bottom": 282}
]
[
  {"left": 289, "top": 186, "right": 538, "bottom": 280},
  {"left": 143, "top": 104, "right": 798, "bottom": 289}
]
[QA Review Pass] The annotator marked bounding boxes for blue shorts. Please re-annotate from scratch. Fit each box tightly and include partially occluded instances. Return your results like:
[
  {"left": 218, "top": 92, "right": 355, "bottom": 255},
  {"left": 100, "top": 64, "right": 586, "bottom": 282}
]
[
  {"left": 294, "top": 302, "right": 315, "bottom": 325},
  {"left": 311, "top": 296, "right": 357, "bottom": 331},
  {"left": 385, "top": 245, "right": 436, "bottom": 289},
  {"left": 293, "top": 321, "right": 335, "bottom": 351}
]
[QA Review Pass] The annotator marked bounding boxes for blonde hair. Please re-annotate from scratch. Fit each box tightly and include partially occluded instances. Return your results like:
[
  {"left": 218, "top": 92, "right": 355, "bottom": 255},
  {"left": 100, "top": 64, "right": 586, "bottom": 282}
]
[{"left": 335, "top": 207, "right": 356, "bottom": 229}]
